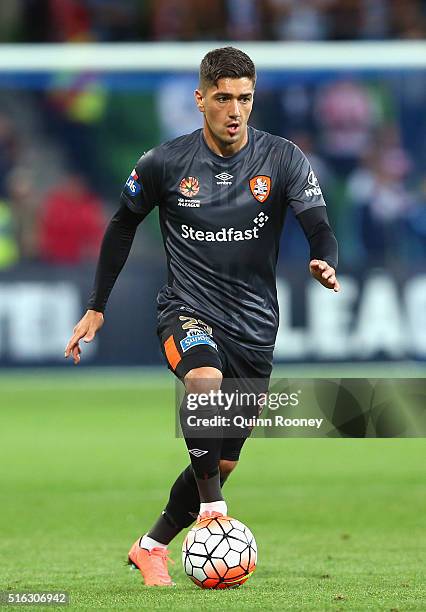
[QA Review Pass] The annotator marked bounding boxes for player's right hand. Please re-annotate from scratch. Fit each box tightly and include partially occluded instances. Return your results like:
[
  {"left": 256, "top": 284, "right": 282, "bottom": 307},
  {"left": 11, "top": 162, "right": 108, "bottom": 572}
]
[{"left": 64, "top": 310, "right": 104, "bottom": 365}]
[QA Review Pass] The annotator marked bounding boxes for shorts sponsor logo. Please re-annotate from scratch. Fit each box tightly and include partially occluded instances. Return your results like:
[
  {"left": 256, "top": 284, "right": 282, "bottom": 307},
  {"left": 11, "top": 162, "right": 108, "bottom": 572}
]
[
  {"left": 215, "top": 172, "right": 233, "bottom": 186},
  {"left": 249, "top": 175, "right": 271, "bottom": 203},
  {"left": 124, "top": 169, "right": 141, "bottom": 195},
  {"left": 179, "top": 176, "right": 200, "bottom": 197},
  {"left": 305, "top": 170, "right": 322, "bottom": 197},
  {"left": 180, "top": 332, "right": 217, "bottom": 352}
]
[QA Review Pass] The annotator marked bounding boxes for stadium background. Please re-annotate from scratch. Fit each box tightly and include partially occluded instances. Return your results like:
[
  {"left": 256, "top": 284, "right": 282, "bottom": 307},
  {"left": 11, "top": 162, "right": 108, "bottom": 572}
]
[
  {"left": 0, "top": 0, "right": 425, "bottom": 368},
  {"left": 1, "top": 2, "right": 425, "bottom": 610}
]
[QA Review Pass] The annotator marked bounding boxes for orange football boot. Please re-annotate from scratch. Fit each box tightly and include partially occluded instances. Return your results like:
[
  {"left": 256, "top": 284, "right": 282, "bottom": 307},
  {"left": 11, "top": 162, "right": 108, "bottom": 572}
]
[
  {"left": 128, "top": 538, "right": 175, "bottom": 586},
  {"left": 197, "top": 510, "right": 225, "bottom": 523}
]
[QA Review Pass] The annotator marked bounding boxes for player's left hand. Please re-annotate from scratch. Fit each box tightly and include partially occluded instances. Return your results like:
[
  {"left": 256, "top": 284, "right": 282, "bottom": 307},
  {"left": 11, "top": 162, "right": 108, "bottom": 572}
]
[{"left": 309, "top": 259, "right": 340, "bottom": 292}]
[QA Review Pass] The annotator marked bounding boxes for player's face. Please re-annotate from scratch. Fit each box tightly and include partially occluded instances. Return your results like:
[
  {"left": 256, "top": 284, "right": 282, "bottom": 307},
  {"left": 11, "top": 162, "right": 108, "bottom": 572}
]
[{"left": 195, "top": 77, "right": 254, "bottom": 154}]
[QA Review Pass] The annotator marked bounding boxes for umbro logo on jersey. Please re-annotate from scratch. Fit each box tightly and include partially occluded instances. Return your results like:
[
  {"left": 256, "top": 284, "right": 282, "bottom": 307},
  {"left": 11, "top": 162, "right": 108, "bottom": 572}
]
[
  {"left": 249, "top": 175, "right": 271, "bottom": 203},
  {"left": 215, "top": 172, "right": 233, "bottom": 186},
  {"left": 188, "top": 449, "right": 209, "bottom": 457}
]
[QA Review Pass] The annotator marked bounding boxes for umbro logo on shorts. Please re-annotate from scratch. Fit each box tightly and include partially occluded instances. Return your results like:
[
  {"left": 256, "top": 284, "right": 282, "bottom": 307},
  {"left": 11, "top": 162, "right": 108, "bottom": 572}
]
[{"left": 189, "top": 449, "right": 209, "bottom": 457}]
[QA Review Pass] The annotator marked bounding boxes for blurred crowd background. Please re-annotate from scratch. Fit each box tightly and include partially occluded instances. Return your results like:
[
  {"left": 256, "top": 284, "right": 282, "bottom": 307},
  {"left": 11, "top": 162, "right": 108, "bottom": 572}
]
[
  {"left": 0, "top": 0, "right": 425, "bottom": 365},
  {"left": 0, "top": 73, "right": 425, "bottom": 269},
  {"left": 0, "top": 2, "right": 424, "bottom": 270},
  {"left": 0, "top": 0, "right": 425, "bottom": 42}
]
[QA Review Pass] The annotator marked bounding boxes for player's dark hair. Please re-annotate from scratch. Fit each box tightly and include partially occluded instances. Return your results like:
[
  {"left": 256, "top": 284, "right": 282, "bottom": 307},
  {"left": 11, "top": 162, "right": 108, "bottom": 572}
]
[{"left": 199, "top": 47, "right": 256, "bottom": 90}]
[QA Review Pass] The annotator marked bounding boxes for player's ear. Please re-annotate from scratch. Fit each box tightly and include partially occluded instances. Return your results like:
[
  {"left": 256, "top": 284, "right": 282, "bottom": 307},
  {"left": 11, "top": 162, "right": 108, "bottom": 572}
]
[{"left": 194, "top": 89, "right": 205, "bottom": 113}]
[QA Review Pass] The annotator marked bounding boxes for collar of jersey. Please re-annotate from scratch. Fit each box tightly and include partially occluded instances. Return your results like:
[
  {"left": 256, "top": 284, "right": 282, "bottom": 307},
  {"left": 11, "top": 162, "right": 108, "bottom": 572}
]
[{"left": 199, "top": 126, "right": 252, "bottom": 164}]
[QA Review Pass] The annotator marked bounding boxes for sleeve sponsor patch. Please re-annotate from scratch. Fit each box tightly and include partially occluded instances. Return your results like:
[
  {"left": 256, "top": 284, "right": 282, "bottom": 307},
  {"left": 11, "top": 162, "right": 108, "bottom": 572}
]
[
  {"left": 304, "top": 170, "right": 322, "bottom": 198},
  {"left": 124, "top": 169, "right": 141, "bottom": 196}
]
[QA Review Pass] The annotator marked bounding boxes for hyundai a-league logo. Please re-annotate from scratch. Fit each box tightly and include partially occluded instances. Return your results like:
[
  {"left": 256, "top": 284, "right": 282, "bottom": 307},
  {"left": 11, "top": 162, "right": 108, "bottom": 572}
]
[{"left": 180, "top": 176, "right": 200, "bottom": 197}]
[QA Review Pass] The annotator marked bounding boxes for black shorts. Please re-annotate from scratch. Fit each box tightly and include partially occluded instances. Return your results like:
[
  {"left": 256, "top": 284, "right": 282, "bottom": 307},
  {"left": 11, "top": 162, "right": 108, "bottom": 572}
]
[{"left": 157, "top": 302, "right": 273, "bottom": 461}]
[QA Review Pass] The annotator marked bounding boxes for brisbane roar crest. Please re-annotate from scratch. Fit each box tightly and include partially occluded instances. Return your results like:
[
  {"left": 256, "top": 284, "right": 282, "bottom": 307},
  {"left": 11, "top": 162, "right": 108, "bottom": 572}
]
[{"left": 249, "top": 175, "right": 271, "bottom": 203}]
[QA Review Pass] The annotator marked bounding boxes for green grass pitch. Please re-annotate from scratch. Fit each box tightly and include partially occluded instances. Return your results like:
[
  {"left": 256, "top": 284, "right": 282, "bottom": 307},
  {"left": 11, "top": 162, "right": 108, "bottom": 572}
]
[{"left": 1, "top": 370, "right": 425, "bottom": 611}]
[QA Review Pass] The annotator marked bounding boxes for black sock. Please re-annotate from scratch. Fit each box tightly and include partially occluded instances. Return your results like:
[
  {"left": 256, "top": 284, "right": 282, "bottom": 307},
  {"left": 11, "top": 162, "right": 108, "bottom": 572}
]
[
  {"left": 148, "top": 511, "right": 182, "bottom": 545},
  {"left": 148, "top": 465, "right": 228, "bottom": 544},
  {"left": 194, "top": 469, "right": 222, "bottom": 503},
  {"left": 180, "top": 391, "right": 223, "bottom": 499}
]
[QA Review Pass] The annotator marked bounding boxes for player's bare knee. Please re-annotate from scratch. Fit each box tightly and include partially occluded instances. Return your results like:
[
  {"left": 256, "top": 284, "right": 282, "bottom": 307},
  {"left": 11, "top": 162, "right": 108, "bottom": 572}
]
[
  {"left": 219, "top": 459, "right": 238, "bottom": 482},
  {"left": 184, "top": 367, "right": 222, "bottom": 395},
  {"left": 181, "top": 368, "right": 223, "bottom": 433}
]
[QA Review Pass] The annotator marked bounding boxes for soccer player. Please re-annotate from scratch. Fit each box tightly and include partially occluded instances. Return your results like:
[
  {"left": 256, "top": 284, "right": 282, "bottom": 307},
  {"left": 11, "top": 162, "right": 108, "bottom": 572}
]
[{"left": 65, "top": 47, "right": 339, "bottom": 586}]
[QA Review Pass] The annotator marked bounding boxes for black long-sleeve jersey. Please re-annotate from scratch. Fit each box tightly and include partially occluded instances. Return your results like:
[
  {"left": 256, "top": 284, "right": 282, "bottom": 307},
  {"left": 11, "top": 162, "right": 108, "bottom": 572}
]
[{"left": 88, "top": 127, "right": 338, "bottom": 349}]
